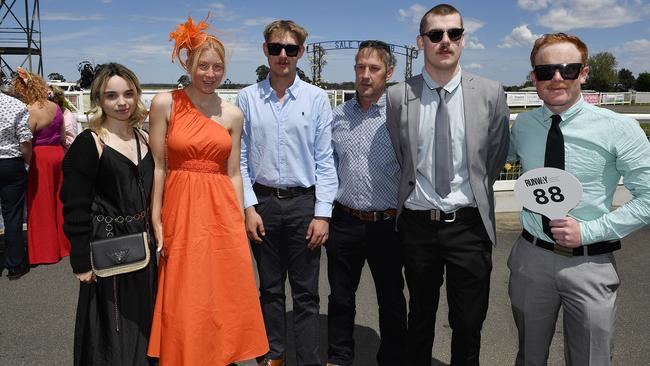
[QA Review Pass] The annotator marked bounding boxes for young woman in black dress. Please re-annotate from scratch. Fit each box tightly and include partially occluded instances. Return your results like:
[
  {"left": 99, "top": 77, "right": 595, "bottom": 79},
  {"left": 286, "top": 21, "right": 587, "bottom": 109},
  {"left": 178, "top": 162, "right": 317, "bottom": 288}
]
[{"left": 60, "top": 63, "right": 157, "bottom": 366}]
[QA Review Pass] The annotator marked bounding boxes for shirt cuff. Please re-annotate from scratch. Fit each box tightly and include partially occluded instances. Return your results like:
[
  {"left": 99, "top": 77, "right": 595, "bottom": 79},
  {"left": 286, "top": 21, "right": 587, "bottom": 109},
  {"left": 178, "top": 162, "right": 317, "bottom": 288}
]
[
  {"left": 314, "top": 201, "right": 333, "bottom": 218},
  {"left": 243, "top": 189, "right": 258, "bottom": 209},
  {"left": 579, "top": 220, "right": 602, "bottom": 245}
]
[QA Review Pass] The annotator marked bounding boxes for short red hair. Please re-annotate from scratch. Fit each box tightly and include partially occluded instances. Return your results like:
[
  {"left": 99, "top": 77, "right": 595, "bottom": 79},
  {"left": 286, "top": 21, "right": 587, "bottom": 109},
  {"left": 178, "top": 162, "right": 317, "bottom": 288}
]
[{"left": 530, "top": 33, "right": 588, "bottom": 67}]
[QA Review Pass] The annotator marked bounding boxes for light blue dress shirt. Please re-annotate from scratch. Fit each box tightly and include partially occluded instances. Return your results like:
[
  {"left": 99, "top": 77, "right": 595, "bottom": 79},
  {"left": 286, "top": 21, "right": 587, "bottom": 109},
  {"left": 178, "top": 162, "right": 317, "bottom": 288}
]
[
  {"left": 509, "top": 97, "right": 650, "bottom": 244},
  {"left": 405, "top": 67, "right": 475, "bottom": 212},
  {"left": 331, "top": 93, "right": 400, "bottom": 211},
  {"left": 238, "top": 76, "right": 338, "bottom": 217}
]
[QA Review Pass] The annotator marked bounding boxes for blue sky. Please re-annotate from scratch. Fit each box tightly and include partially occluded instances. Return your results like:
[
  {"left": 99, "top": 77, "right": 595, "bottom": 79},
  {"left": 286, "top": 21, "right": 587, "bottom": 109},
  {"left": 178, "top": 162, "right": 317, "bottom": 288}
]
[{"left": 34, "top": 0, "right": 650, "bottom": 86}]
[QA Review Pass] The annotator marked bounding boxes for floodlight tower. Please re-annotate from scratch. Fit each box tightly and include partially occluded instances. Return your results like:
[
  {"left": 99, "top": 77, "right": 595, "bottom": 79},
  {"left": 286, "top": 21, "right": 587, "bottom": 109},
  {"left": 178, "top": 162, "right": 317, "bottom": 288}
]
[{"left": 0, "top": 0, "right": 43, "bottom": 79}]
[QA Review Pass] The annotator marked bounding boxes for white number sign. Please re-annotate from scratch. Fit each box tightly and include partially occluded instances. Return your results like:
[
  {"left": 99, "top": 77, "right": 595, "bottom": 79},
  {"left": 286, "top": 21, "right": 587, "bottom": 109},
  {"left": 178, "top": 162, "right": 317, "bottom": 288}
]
[{"left": 514, "top": 167, "right": 582, "bottom": 219}]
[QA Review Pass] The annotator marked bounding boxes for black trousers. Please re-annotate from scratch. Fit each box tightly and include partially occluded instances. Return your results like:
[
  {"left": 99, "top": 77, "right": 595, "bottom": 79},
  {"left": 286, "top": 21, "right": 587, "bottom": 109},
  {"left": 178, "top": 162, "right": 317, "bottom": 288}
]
[
  {"left": 0, "top": 157, "right": 27, "bottom": 269},
  {"left": 399, "top": 208, "right": 492, "bottom": 366},
  {"left": 326, "top": 206, "right": 407, "bottom": 366},
  {"left": 251, "top": 192, "right": 321, "bottom": 366}
]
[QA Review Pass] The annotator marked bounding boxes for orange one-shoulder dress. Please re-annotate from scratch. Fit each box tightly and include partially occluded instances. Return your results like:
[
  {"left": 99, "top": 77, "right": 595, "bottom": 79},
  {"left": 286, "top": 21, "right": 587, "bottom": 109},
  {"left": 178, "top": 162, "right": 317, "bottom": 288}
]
[{"left": 148, "top": 90, "right": 268, "bottom": 365}]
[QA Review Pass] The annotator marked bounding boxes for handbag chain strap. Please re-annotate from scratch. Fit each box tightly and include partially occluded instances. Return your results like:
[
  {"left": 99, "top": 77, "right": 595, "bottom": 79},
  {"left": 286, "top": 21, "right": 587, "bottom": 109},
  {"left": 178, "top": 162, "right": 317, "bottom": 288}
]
[{"left": 133, "top": 129, "right": 151, "bottom": 236}]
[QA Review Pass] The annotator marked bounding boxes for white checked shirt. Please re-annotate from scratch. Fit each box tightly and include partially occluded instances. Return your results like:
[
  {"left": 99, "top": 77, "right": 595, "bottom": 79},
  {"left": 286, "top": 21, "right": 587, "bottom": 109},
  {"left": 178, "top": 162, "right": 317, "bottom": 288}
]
[{"left": 0, "top": 92, "right": 31, "bottom": 159}]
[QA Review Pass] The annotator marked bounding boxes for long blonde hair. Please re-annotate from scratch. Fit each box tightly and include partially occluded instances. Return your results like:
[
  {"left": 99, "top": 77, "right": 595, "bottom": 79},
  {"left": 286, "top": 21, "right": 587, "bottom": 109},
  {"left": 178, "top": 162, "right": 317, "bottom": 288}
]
[{"left": 88, "top": 63, "right": 148, "bottom": 137}]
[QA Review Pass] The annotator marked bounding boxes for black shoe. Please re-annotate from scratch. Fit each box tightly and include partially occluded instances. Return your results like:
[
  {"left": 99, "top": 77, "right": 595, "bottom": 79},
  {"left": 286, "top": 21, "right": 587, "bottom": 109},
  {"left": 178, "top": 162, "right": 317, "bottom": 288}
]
[{"left": 7, "top": 264, "right": 29, "bottom": 280}]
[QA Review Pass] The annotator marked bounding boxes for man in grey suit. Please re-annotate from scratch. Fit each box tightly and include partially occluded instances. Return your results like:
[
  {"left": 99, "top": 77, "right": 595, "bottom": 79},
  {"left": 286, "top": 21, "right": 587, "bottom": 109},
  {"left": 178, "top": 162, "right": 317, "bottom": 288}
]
[{"left": 386, "top": 4, "right": 509, "bottom": 365}]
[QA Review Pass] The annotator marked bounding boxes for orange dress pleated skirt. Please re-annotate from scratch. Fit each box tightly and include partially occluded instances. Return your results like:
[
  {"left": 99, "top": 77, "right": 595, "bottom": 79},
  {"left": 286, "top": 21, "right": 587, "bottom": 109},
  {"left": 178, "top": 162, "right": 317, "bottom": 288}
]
[
  {"left": 148, "top": 90, "right": 268, "bottom": 365},
  {"left": 27, "top": 144, "right": 70, "bottom": 264}
]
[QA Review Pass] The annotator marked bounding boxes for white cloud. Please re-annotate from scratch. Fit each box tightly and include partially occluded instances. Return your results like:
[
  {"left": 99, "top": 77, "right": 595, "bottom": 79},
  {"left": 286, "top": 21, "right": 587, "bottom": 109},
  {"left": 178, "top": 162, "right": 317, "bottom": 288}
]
[
  {"left": 100, "top": 0, "right": 112, "bottom": 3},
  {"left": 519, "top": 0, "right": 650, "bottom": 31},
  {"left": 617, "top": 39, "right": 650, "bottom": 53},
  {"left": 211, "top": 2, "right": 238, "bottom": 22},
  {"left": 128, "top": 15, "right": 185, "bottom": 23},
  {"left": 242, "top": 17, "right": 276, "bottom": 27},
  {"left": 43, "top": 29, "right": 99, "bottom": 43},
  {"left": 517, "top": 0, "right": 551, "bottom": 11},
  {"left": 465, "top": 36, "right": 485, "bottom": 50},
  {"left": 464, "top": 63, "right": 482, "bottom": 69},
  {"left": 498, "top": 25, "right": 541, "bottom": 48},
  {"left": 397, "top": 4, "right": 428, "bottom": 29},
  {"left": 41, "top": 12, "right": 104, "bottom": 21},
  {"left": 464, "top": 18, "right": 485, "bottom": 34}
]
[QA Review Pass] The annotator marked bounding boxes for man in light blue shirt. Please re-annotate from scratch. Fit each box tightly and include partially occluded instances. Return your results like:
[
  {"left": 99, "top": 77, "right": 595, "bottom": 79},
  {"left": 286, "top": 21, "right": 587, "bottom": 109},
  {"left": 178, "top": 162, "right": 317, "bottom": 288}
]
[
  {"left": 238, "top": 20, "right": 337, "bottom": 366},
  {"left": 508, "top": 33, "right": 650, "bottom": 366}
]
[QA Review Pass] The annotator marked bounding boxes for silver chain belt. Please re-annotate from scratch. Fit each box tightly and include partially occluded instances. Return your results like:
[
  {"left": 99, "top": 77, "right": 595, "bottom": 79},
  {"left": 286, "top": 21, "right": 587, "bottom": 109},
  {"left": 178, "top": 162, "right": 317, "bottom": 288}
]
[{"left": 94, "top": 211, "right": 146, "bottom": 237}]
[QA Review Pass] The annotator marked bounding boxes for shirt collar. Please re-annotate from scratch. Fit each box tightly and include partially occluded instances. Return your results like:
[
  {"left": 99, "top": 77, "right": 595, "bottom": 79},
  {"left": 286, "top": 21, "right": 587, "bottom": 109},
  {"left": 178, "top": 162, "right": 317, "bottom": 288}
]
[
  {"left": 422, "top": 66, "right": 462, "bottom": 94},
  {"left": 260, "top": 74, "right": 302, "bottom": 100},
  {"left": 353, "top": 91, "right": 386, "bottom": 110},
  {"left": 541, "top": 96, "right": 585, "bottom": 124}
]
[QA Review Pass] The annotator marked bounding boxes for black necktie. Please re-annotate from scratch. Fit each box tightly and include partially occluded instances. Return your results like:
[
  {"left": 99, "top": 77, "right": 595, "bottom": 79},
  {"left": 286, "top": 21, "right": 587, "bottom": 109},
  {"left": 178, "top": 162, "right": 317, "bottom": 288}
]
[{"left": 542, "top": 114, "right": 564, "bottom": 241}]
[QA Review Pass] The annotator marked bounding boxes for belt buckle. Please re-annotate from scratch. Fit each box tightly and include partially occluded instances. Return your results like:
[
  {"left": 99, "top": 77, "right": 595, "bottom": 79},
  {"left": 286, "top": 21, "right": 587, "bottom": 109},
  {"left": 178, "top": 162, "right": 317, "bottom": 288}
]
[
  {"left": 443, "top": 211, "right": 456, "bottom": 223},
  {"left": 553, "top": 243, "right": 574, "bottom": 257},
  {"left": 275, "top": 188, "right": 290, "bottom": 199},
  {"left": 371, "top": 211, "right": 381, "bottom": 221},
  {"left": 430, "top": 210, "right": 441, "bottom": 221}
]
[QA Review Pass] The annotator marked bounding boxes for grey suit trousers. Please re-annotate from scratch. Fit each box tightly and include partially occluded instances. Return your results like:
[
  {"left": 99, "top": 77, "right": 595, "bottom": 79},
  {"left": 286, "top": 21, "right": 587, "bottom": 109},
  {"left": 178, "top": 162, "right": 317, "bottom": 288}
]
[{"left": 508, "top": 235, "right": 619, "bottom": 366}]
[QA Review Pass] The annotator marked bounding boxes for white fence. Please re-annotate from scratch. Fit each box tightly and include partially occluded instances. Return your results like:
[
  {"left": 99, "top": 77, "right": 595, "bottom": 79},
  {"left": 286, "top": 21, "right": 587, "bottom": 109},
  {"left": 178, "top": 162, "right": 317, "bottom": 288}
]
[
  {"left": 636, "top": 92, "right": 650, "bottom": 104},
  {"left": 64, "top": 90, "right": 649, "bottom": 123}
]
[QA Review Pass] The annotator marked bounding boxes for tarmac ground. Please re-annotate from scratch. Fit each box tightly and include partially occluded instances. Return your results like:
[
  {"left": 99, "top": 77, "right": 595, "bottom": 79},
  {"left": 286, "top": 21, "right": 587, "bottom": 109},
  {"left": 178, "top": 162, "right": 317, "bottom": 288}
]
[{"left": 0, "top": 213, "right": 648, "bottom": 365}]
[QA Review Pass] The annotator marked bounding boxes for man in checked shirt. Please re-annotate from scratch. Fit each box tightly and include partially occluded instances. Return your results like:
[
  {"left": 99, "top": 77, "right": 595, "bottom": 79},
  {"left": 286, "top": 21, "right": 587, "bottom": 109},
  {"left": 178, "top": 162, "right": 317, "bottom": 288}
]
[{"left": 325, "top": 40, "right": 407, "bottom": 366}]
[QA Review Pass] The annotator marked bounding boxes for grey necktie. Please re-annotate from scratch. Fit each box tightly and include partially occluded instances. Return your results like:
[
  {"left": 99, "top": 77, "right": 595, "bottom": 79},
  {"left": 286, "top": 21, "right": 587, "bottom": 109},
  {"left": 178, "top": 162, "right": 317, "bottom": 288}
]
[{"left": 435, "top": 87, "right": 452, "bottom": 198}]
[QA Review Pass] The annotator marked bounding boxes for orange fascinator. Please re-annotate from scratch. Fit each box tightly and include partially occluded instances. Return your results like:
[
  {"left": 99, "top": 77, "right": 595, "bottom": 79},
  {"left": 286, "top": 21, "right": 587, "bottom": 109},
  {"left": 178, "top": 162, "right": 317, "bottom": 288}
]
[{"left": 169, "top": 15, "right": 210, "bottom": 70}]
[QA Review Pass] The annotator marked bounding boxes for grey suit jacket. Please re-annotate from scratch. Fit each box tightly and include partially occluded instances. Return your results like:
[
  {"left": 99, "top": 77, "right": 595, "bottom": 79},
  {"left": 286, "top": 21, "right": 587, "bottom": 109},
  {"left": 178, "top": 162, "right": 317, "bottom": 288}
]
[{"left": 385, "top": 72, "right": 510, "bottom": 245}]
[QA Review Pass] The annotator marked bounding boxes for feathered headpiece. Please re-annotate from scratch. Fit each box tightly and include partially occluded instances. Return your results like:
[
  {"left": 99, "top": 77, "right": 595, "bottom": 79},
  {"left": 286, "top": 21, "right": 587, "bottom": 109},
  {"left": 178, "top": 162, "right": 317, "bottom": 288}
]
[
  {"left": 169, "top": 15, "right": 210, "bottom": 70},
  {"left": 16, "top": 66, "right": 32, "bottom": 84}
]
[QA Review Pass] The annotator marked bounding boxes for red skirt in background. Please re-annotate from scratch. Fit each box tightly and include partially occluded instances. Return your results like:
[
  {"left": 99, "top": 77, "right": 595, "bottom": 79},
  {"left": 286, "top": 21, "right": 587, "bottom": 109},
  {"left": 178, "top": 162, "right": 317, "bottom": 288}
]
[{"left": 27, "top": 144, "right": 70, "bottom": 264}]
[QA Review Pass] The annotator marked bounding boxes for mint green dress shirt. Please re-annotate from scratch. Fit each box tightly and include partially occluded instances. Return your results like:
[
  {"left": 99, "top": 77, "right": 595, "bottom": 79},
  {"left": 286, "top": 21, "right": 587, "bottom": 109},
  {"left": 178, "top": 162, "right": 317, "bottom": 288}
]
[{"left": 508, "top": 97, "right": 650, "bottom": 244}]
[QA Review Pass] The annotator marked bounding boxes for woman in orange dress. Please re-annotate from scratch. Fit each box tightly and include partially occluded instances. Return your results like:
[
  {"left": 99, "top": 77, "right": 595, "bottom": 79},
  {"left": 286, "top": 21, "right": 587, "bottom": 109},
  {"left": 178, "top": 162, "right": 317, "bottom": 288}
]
[
  {"left": 12, "top": 69, "right": 70, "bottom": 265},
  {"left": 147, "top": 16, "right": 268, "bottom": 366}
]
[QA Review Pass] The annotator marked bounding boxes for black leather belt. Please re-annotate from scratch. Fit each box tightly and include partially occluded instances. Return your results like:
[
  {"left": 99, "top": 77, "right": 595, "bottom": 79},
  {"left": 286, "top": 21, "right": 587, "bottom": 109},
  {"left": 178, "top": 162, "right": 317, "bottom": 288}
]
[
  {"left": 253, "top": 183, "right": 314, "bottom": 199},
  {"left": 404, "top": 207, "right": 479, "bottom": 223},
  {"left": 521, "top": 229, "right": 621, "bottom": 257},
  {"left": 335, "top": 202, "right": 396, "bottom": 222}
]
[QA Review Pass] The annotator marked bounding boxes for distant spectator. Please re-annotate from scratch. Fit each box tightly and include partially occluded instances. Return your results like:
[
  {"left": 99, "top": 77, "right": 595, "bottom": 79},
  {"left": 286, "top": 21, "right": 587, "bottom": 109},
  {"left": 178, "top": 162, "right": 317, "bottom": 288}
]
[
  {"left": 12, "top": 67, "right": 70, "bottom": 265},
  {"left": 48, "top": 85, "right": 79, "bottom": 150},
  {"left": 0, "top": 73, "right": 32, "bottom": 280}
]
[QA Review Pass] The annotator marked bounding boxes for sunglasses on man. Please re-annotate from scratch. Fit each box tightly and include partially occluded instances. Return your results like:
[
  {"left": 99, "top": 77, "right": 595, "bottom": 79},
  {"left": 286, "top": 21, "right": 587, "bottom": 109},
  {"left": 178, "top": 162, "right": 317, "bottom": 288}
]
[
  {"left": 533, "top": 63, "right": 583, "bottom": 81},
  {"left": 421, "top": 28, "right": 464, "bottom": 43},
  {"left": 267, "top": 43, "right": 300, "bottom": 57},
  {"left": 359, "top": 40, "right": 392, "bottom": 54}
]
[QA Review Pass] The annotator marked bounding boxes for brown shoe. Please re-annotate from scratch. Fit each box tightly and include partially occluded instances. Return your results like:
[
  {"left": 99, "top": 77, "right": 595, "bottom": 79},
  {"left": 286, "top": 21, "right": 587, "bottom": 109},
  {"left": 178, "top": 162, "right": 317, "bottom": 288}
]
[
  {"left": 257, "top": 357, "right": 285, "bottom": 366},
  {"left": 326, "top": 363, "right": 341, "bottom": 366}
]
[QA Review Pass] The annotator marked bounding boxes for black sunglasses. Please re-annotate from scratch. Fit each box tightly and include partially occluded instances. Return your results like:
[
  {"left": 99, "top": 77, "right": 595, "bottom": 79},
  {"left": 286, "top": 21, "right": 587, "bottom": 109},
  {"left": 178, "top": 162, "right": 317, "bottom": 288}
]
[
  {"left": 267, "top": 43, "right": 300, "bottom": 57},
  {"left": 359, "top": 40, "right": 392, "bottom": 54},
  {"left": 421, "top": 28, "right": 464, "bottom": 43},
  {"left": 533, "top": 63, "right": 583, "bottom": 81}
]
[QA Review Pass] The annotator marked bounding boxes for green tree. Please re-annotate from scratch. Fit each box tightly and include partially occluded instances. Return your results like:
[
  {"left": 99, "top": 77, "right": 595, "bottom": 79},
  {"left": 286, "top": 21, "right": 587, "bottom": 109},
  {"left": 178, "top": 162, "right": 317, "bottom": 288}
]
[
  {"left": 617, "top": 68, "right": 635, "bottom": 90},
  {"left": 47, "top": 72, "right": 66, "bottom": 82},
  {"left": 636, "top": 72, "right": 650, "bottom": 92},
  {"left": 296, "top": 67, "right": 311, "bottom": 83},
  {"left": 585, "top": 52, "right": 617, "bottom": 91},
  {"left": 255, "top": 65, "right": 269, "bottom": 82},
  {"left": 177, "top": 74, "right": 190, "bottom": 87}
]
